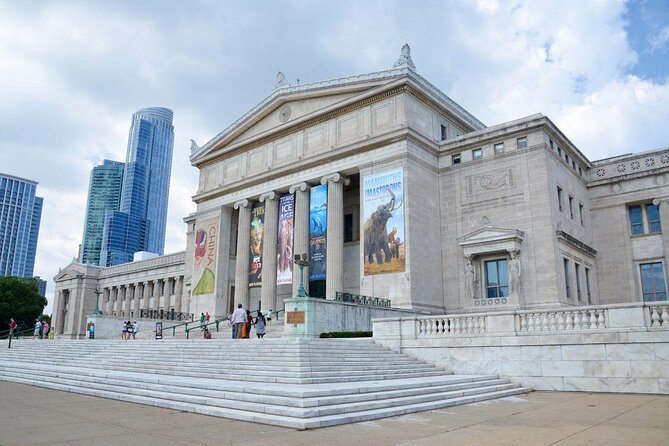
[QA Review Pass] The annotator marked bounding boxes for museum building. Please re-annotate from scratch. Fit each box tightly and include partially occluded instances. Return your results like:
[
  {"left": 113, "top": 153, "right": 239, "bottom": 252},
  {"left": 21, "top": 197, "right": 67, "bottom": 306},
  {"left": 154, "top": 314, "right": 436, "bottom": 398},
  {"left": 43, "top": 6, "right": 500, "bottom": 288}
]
[{"left": 53, "top": 45, "right": 669, "bottom": 337}]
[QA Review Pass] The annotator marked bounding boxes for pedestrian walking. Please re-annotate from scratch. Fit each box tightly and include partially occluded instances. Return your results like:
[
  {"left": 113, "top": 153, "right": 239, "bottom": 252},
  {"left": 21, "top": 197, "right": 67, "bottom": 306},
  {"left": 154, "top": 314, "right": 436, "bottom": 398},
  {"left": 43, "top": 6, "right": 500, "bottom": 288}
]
[
  {"left": 243, "top": 310, "right": 253, "bottom": 339},
  {"left": 42, "top": 321, "right": 50, "bottom": 339},
  {"left": 255, "top": 311, "right": 266, "bottom": 338},
  {"left": 200, "top": 312, "right": 205, "bottom": 330},
  {"left": 132, "top": 321, "right": 138, "bottom": 339},
  {"left": 8, "top": 318, "right": 16, "bottom": 338},
  {"left": 266, "top": 309, "right": 272, "bottom": 325},
  {"left": 205, "top": 312, "right": 210, "bottom": 324},
  {"left": 230, "top": 304, "right": 246, "bottom": 339},
  {"left": 33, "top": 319, "right": 42, "bottom": 339}
]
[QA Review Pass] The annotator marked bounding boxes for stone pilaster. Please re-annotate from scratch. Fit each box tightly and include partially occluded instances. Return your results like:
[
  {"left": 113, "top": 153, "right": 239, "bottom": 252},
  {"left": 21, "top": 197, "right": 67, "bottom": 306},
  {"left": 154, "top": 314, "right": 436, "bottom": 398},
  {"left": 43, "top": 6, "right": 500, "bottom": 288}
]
[
  {"left": 174, "top": 276, "right": 183, "bottom": 313},
  {"left": 234, "top": 199, "right": 252, "bottom": 309},
  {"left": 260, "top": 191, "right": 279, "bottom": 312},
  {"left": 321, "top": 173, "right": 350, "bottom": 300},
  {"left": 654, "top": 199, "right": 669, "bottom": 278},
  {"left": 132, "top": 283, "right": 141, "bottom": 318},
  {"left": 290, "top": 182, "right": 310, "bottom": 296},
  {"left": 55, "top": 290, "right": 65, "bottom": 335}
]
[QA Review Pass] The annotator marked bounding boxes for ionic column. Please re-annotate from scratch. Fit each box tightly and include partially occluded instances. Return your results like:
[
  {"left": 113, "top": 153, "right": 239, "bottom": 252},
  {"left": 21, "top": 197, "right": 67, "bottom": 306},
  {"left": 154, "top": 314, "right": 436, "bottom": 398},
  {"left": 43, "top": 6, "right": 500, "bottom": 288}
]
[
  {"left": 54, "top": 291, "right": 65, "bottom": 335},
  {"left": 104, "top": 287, "right": 111, "bottom": 315},
  {"left": 152, "top": 280, "right": 161, "bottom": 312},
  {"left": 142, "top": 281, "right": 151, "bottom": 316},
  {"left": 112, "top": 286, "right": 120, "bottom": 315},
  {"left": 290, "top": 182, "right": 310, "bottom": 296},
  {"left": 260, "top": 192, "right": 279, "bottom": 312},
  {"left": 234, "top": 199, "right": 251, "bottom": 308},
  {"left": 121, "top": 285, "right": 129, "bottom": 316},
  {"left": 132, "top": 282, "right": 141, "bottom": 317},
  {"left": 174, "top": 276, "right": 183, "bottom": 314},
  {"left": 322, "top": 173, "right": 349, "bottom": 300}
]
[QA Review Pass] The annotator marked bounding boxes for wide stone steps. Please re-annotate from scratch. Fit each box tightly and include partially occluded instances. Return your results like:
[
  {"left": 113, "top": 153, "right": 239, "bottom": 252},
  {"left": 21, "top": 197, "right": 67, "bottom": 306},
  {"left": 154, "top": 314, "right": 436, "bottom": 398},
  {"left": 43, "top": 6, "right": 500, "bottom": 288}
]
[{"left": 0, "top": 338, "right": 530, "bottom": 428}]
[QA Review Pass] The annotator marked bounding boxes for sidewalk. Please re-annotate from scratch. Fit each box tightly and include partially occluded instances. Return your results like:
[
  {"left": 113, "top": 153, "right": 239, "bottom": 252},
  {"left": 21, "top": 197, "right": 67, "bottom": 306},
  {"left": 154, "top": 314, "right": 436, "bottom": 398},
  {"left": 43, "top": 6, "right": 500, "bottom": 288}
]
[{"left": 0, "top": 381, "right": 667, "bottom": 446}]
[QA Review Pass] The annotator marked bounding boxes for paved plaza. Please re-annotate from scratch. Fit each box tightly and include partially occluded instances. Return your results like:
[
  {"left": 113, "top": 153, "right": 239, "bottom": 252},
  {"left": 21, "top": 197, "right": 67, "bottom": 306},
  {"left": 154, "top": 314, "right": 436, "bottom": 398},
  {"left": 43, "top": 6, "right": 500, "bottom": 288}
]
[{"left": 1, "top": 382, "right": 667, "bottom": 446}]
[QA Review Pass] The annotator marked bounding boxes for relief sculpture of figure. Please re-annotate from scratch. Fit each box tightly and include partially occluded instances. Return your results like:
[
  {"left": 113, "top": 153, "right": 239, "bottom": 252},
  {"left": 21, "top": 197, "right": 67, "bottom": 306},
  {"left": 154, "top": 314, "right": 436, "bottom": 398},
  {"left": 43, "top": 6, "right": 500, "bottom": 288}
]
[
  {"left": 464, "top": 258, "right": 476, "bottom": 300},
  {"left": 509, "top": 250, "right": 521, "bottom": 295}
]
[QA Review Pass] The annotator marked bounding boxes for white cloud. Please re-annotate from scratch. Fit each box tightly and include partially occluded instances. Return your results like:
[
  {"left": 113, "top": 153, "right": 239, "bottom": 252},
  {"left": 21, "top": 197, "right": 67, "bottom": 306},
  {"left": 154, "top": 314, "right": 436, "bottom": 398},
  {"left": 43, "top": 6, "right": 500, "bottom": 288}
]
[
  {"left": 0, "top": 0, "right": 667, "bottom": 314},
  {"left": 649, "top": 25, "right": 669, "bottom": 52}
]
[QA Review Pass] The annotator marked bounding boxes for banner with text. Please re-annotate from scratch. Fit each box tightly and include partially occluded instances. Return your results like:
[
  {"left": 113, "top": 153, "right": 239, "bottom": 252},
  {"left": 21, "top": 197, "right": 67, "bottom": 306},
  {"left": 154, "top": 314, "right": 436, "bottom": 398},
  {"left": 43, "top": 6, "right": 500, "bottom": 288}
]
[
  {"left": 249, "top": 202, "right": 265, "bottom": 288},
  {"left": 309, "top": 184, "right": 328, "bottom": 281},
  {"left": 192, "top": 217, "right": 219, "bottom": 296},
  {"left": 363, "top": 168, "right": 405, "bottom": 275},
  {"left": 277, "top": 193, "right": 294, "bottom": 285}
]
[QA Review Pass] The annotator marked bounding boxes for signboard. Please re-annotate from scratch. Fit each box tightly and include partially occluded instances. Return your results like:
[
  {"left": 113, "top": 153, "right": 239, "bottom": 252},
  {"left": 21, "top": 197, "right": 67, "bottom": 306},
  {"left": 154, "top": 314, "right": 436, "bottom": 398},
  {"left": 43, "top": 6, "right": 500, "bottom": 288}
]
[
  {"left": 277, "top": 193, "right": 294, "bottom": 285},
  {"left": 155, "top": 322, "right": 163, "bottom": 340},
  {"left": 249, "top": 202, "right": 265, "bottom": 287},
  {"left": 363, "top": 168, "right": 405, "bottom": 275},
  {"left": 286, "top": 310, "right": 305, "bottom": 325},
  {"left": 192, "top": 217, "right": 219, "bottom": 296},
  {"left": 309, "top": 184, "right": 327, "bottom": 281}
]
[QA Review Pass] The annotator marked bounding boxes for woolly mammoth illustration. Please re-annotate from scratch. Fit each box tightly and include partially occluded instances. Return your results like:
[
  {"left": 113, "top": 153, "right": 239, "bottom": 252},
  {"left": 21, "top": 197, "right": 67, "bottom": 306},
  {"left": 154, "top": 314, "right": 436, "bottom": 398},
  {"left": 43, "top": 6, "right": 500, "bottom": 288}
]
[{"left": 364, "top": 188, "right": 400, "bottom": 264}]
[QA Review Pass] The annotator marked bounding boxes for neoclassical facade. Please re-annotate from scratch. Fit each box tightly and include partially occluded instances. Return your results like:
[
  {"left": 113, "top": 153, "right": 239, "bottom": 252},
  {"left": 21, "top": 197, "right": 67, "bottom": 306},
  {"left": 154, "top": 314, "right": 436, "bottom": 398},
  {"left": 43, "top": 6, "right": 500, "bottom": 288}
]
[{"left": 53, "top": 46, "right": 669, "bottom": 337}]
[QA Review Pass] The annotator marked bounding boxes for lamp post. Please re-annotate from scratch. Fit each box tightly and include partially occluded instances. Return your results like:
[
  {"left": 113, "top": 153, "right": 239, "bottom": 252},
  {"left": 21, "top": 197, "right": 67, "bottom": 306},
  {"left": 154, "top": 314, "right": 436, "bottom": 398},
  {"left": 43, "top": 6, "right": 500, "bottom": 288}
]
[
  {"left": 293, "top": 253, "right": 309, "bottom": 298},
  {"left": 92, "top": 286, "right": 102, "bottom": 316}
]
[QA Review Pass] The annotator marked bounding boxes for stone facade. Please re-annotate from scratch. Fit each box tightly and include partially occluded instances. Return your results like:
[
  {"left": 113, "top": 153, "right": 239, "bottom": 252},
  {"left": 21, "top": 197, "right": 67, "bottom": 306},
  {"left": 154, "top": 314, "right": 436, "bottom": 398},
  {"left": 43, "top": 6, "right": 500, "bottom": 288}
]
[{"left": 53, "top": 46, "right": 669, "bottom": 337}]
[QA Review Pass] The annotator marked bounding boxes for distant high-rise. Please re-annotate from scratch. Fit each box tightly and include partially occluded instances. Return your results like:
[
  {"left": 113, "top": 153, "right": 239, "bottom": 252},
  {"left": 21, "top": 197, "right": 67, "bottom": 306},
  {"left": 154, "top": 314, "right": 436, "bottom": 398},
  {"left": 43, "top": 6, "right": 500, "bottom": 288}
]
[
  {"left": 81, "top": 160, "right": 125, "bottom": 265},
  {"left": 0, "top": 173, "right": 44, "bottom": 278},
  {"left": 100, "top": 107, "right": 174, "bottom": 266}
]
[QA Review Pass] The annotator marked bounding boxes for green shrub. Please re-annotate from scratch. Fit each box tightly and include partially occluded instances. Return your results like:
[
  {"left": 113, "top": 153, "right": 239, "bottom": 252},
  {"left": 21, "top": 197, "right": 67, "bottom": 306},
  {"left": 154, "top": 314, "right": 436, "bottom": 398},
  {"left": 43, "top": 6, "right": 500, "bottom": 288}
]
[{"left": 319, "top": 331, "right": 372, "bottom": 338}]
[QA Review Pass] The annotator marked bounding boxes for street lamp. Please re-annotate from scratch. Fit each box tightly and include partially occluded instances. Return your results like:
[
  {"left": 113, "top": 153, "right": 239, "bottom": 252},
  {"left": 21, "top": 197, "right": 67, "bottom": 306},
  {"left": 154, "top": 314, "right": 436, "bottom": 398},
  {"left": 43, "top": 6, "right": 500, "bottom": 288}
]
[
  {"left": 293, "top": 253, "right": 309, "bottom": 298},
  {"left": 92, "top": 286, "right": 102, "bottom": 316}
]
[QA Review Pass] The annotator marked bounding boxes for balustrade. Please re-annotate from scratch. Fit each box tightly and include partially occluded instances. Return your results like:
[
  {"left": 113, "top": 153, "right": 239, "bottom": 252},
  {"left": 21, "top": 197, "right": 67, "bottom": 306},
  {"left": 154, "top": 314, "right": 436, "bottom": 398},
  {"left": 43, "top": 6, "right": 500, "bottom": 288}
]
[
  {"left": 516, "top": 308, "right": 607, "bottom": 332},
  {"left": 648, "top": 304, "right": 669, "bottom": 328},
  {"left": 416, "top": 315, "right": 486, "bottom": 336}
]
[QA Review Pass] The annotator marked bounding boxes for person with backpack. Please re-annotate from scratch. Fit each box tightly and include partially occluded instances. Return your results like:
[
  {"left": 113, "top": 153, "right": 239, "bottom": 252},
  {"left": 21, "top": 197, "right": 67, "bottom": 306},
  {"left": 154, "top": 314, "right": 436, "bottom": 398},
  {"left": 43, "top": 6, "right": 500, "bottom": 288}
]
[{"left": 254, "top": 311, "right": 266, "bottom": 339}]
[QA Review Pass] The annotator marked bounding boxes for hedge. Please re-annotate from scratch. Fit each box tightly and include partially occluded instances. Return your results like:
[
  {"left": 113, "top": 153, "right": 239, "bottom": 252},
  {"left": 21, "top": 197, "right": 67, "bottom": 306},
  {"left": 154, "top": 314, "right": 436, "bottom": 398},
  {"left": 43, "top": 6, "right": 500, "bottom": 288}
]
[{"left": 319, "top": 331, "right": 372, "bottom": 338}]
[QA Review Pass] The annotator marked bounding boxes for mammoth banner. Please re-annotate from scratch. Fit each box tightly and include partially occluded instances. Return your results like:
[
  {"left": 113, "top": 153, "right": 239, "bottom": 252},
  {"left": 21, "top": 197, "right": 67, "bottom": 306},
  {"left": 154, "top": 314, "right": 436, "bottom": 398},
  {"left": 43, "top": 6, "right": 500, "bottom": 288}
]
[
  {"left": 192, "top": 217, "right": 219, "bottom": 296},
  {"left": 277, "top": 193, "right": 294, "bottom": 285},
  {"left": 363, "top": 168, "right": 405, "bottom": 275},
  {"left": 249, "top": 202, "right": 265, "bottom": 288},
  {"left": 309, "top": 184, "right": 328, "bottom": 281}
]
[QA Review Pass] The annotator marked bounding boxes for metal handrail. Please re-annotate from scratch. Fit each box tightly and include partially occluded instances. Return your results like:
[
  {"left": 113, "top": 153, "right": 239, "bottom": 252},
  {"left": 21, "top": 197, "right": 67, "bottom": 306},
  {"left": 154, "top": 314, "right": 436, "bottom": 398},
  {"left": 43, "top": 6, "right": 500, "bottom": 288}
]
[
  {"left": 6, "top": 327, "right": 37, "bottom": 348},
  {"left": 162, "top": 320, "right": 196, "bottom": 337},
  {"left": 185, "top": 317, "right": 229, "bottom": 339}
]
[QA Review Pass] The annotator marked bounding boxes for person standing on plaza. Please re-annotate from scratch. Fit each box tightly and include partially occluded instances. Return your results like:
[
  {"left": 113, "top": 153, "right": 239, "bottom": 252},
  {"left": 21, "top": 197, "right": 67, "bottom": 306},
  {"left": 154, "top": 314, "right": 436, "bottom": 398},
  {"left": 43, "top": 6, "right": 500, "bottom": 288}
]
[
  {"left": 200, "top": 312, "right": 205, "bottom": 330},
  {"left": 243, "top": 310, "right": 253, "bottom": 339},
  {"left": 230, "top": 304, "right": 246, "bottom": 339},
  {"left": 132, "top": 321, "right": 138, "bottom": 339},
  {"left": 8, "top": 318, "right": 16, "bottom": 338},
  {"left": 254, "top": 311, "right": 266, "bottom": 338},
  {"left": 205, "top": 312, "right": 211, "bottom": 325},
  {"left": 266, "top": 309, "right": 272, "bottom": 325},
  {"left": 33, "top": 319, "right": 42, "bottom": 339},
  {"left": 42, "top": 321, "right": 50, "bottom": 339}
]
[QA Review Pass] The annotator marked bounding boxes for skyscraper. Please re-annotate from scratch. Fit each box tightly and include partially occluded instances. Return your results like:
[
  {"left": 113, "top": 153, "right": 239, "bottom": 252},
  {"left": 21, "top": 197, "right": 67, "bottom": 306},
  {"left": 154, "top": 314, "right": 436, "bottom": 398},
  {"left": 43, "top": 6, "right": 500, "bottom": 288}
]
[
  {"left": 100, "top": 107, "right": 174, "bottom": 266},
  {"left": 0, "top": 173, "right": 44, "bottom": 278},
  {"left": 81, "top": 160, "right": 125, "bottom": 265}
]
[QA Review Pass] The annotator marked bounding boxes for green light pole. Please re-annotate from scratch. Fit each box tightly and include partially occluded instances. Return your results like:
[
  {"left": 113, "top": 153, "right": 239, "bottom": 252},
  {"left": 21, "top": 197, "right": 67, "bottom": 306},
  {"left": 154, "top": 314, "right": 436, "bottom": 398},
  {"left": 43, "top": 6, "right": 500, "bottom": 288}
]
[
  {"left": 92, "top": 286, "right": 102, "bottom": 316},
  {"left": 294, "top": 254, "right": 309, "bottom": 298}
]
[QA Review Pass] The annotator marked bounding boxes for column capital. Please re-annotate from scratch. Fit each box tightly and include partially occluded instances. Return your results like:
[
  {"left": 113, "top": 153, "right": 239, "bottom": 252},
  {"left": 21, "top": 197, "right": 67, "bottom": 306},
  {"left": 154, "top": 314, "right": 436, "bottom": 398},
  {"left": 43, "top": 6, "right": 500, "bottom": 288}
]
[
  {"left": 652, "top": 197, "right": 669, "bottom": 207},
  {"left": 289, "top": 182, "right": 308, "bottom": 194},
  {"left": 259, "top": 191, "right": 277, "bottom": 202},
  {"left": 234, "top": 199, "right": 250, "bottom": 210},
  {"left": 321, "top": 173, "right": 350, "bottom": 186}
]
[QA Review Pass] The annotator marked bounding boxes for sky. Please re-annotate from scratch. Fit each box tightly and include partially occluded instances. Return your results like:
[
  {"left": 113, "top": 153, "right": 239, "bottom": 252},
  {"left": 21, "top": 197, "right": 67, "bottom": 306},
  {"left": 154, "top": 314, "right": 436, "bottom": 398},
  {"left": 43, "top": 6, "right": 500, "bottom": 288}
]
[{"left": 0, "top": 0, "right": 667, "bottom": 313}]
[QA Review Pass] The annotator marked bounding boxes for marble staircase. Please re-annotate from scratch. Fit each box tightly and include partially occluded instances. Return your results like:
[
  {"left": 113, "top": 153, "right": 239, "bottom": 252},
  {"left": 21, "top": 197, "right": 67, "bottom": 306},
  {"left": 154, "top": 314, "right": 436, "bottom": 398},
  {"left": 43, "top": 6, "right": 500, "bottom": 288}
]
[{"left": 0, "top": 338, "right": 530, "bottom": 429}]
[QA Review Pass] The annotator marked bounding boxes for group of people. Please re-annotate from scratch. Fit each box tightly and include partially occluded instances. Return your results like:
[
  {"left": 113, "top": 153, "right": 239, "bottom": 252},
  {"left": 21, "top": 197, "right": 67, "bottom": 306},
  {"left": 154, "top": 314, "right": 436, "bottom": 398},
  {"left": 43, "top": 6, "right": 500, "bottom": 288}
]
[
  {"left": 229, "top": 304, "right": 270, "bottom": 339},
  {"left": 33, "top": 319, "right": 50, "bottom": 339},
  {"left": 121, "top": 320, "right": 138, "bottom": 340}
]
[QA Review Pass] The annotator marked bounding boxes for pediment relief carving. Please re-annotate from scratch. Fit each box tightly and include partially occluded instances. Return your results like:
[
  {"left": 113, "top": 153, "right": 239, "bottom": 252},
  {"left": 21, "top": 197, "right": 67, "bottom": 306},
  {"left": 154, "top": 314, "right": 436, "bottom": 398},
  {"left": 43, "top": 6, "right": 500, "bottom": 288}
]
[{"left": 458, "top": 226, "right": 524, "bottom": 258}]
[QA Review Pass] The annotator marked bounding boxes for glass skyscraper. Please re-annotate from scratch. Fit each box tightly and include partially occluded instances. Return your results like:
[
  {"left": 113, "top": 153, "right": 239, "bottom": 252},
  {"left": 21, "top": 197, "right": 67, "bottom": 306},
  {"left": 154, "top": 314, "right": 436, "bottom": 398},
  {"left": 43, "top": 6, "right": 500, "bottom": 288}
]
[
  {"left": 81, "top": 160, "right": 125, "bottom": 265},
  {"left": 100, "top": 107, "right": 174, "bottom": 267},
  {"left": 0, "top": 173, "right": 44, "bottom": 278}
]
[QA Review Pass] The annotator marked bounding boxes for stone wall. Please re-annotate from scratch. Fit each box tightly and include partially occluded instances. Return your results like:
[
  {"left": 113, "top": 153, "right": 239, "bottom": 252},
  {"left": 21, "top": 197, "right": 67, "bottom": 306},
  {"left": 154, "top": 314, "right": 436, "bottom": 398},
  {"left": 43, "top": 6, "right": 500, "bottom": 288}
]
[{"left": 373, "top": 303, "right": 669, "bottom": 394}]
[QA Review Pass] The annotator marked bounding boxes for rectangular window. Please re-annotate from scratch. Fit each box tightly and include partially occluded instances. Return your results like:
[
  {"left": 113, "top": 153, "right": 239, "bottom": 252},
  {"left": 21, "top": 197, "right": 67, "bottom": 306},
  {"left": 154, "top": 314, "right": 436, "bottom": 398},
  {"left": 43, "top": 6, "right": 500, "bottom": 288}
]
[
  {"left": 549, "top": 139, "right": 554, "bottom": 149},
  {"left": 575, "top": 263, "right": 582, "bottom": 300},
  {"left": 440, "top": 124, "right": 447, "bottom": 140},
  {"left": 572, "top": 160, "right": 576, "bottom": 170},
  {"left": 579, "top": 203, "right": 585, "bottom": 226},
  {"left": 585, "top": 267, "right": 592, "bottom": 304},
  {"left": 640, "top": 262, "right": 667, "bottom": 302},
  {"left": 485, "top": 259, "right": 509, "bottom": 298},
  {"left": 494, "top": 143, "right": 505, "bottom": 154},
  {"left": 472, "top": 148, "right": 482, "bottom": 160},
  {"left": 344, "top": 213, "right": 353, "bottom": 243},
  {"left": 628, "top": 205, "right": 644, "bottom": 235},
  {"left": 557, "top": 147, "right": 562, "bottom": 157},
  {"left": 517, "top": 136, "right": 528, "bottom": 149},
  {"left": 557, "top": 186, "right": 563, "bottom": 212},
  {"left": 647, "top": 204, "right": 661, "bottom": 233},
  {"left": 452, "top": 153, "right": 461, "bottom": 165},
  {"left": 579, "top": 166, "right": 583, "bottom": 176},
  {"left": 569, "top": 196, "right": 574, "bottom": 219},
  {"left": 565, "top": 154, "right": 569, "bottom": 164},
  {"left": 564, "top": 258, "right": 571, "bottom": 298}
]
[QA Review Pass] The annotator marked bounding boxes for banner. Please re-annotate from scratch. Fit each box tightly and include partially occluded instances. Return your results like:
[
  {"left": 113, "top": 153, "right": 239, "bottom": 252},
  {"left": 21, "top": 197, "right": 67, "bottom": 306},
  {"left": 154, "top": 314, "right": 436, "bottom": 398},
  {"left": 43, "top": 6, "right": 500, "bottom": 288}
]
[
  {"left": 192, "top": 217, "right": 219, "bottom": 295},
  {"left": 249, "top": 202, "right": 265, "bottom": 287},
  {"left": 309, "top": 184, "right": 327, "bottom": 280},
  {"left": 363, "top": 168, "right": 405, "bottom": 275},
  {"left": 277, "top": 193, "right": 294, "bottom": 285}
]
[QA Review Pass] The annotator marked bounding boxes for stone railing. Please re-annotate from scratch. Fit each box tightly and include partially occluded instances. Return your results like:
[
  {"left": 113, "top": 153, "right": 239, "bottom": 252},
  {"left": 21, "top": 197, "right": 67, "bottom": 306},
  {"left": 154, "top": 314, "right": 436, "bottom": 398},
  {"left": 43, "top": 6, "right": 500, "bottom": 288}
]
[{"left": 375, "top": 302, "right": 669, "bottom": 342}]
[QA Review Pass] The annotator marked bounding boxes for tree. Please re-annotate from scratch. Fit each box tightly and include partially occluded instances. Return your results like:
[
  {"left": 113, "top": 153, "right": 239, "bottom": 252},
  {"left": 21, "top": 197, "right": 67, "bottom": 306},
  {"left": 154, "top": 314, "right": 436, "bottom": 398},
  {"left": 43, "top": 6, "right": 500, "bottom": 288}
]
[{"left": 0, "top": 276, "right": 47, "bottom": 331}]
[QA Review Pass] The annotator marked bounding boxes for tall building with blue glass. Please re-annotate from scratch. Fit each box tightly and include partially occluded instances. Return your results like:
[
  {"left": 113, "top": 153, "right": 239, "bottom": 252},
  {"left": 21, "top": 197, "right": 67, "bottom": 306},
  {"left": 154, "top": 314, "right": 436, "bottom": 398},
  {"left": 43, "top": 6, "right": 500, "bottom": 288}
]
[
  {"left": 100, "top": 107, "right": 174, "bottom": 267},
  {"left": 81, "top": 160, "right": 125, "bottom": 265},
  {"left": 0, "top": 173, "right": 44, "bottom": 278}
]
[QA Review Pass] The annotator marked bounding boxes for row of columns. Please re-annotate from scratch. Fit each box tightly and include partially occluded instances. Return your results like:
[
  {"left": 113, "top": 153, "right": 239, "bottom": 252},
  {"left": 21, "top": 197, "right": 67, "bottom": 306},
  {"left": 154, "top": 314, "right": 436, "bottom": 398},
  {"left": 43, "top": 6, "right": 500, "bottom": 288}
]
[
  {"left": 102, "top": 276, "right": 184, "bottom": 318},
  {"left": 232, "top": 173, "right": 348, "bottom": 312}
]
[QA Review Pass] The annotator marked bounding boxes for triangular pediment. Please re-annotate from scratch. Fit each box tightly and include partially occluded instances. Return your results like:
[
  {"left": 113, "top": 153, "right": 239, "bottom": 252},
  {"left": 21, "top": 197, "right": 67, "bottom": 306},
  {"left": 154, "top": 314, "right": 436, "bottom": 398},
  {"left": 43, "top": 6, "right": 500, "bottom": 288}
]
[
  {"left": 53, "top": 261, "right": 100, "bottom": 282},
  {"left": 458, "top": 227, "right": 525, "bottom": 245}
]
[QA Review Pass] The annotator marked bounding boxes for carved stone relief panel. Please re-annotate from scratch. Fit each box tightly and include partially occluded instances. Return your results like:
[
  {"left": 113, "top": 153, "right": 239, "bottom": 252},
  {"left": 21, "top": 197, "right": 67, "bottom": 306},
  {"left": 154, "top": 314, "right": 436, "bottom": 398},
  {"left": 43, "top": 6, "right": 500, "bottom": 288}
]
[
  {"left": 466, "top": 168, "right": 515, "bottom": 197},
  {"left": 224, "top": 157, "right": 242, "bottom": 183},
  {"left": 305, "top": 125, "right": 327, "bottom": 154},
  {"left": 372, "top": 102, "right": 392, "bottom": 132},
  {"left": 273, "top": 136, "right": 297, "bottom": 165},
  {"left": 247, "top": 146, "right": 267, "bottom": 175},
  {"left": 336, "top": 112, "right": 361, "bottom": 144}
]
